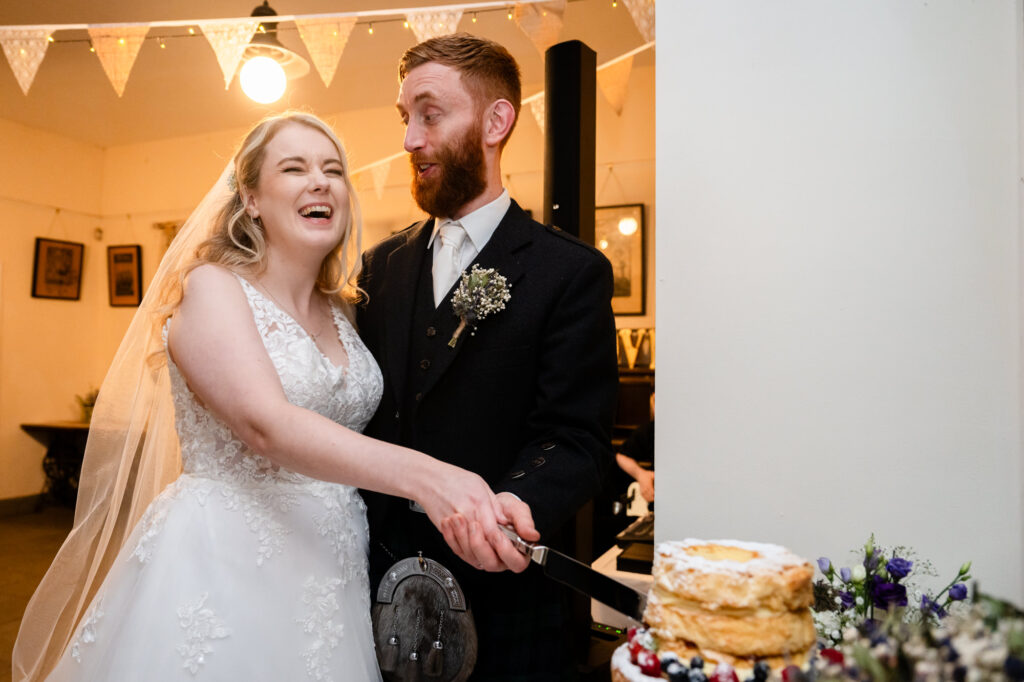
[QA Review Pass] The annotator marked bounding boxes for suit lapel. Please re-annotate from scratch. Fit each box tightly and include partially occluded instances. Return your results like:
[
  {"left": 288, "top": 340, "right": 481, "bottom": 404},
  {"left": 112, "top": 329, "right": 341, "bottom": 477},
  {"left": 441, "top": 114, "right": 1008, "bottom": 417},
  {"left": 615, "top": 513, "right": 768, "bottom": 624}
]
[
  {"left": 381, "top": 219, "right": 433, "bottom": 405},
  {"left": 419, "top": 202, "right": 532, "bottom": 397}
]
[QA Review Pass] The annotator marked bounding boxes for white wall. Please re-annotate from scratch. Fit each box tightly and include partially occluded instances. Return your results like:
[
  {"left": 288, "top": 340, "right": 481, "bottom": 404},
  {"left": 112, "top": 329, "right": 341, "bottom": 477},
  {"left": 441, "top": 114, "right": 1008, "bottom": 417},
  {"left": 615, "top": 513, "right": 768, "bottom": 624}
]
[{"left": 656, "top": 1, "right": 1023, "bottom": 603}]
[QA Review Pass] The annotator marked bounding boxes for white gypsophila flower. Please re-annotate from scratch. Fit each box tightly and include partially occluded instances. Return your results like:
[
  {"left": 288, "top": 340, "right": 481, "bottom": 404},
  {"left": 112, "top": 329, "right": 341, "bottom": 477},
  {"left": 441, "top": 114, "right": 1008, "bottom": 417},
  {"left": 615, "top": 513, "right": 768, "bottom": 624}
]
[{"left": 448, "top": 265, "right": 511, "bottom": 347}]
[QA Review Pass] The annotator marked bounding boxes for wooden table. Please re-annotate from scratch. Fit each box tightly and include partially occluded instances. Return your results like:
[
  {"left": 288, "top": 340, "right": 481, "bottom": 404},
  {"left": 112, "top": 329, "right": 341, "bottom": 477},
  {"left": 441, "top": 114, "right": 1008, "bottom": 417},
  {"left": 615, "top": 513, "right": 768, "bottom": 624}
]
[{"left": 21, "top": 421, "right": 89, "bottom": 507}]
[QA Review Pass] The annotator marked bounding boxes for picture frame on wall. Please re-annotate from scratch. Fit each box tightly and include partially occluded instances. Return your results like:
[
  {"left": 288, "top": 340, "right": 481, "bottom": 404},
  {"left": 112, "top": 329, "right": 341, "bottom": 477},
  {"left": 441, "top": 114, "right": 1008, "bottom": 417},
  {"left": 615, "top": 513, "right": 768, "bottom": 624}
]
[
  {"left": 107, "top": 244, "right": 143, "bottom": 307},
  {"left": 31, "top": 238, "right": 84, "bottom": 300},
  {"left": 595, "top": 203, "right": 646, "bottom": 316}
]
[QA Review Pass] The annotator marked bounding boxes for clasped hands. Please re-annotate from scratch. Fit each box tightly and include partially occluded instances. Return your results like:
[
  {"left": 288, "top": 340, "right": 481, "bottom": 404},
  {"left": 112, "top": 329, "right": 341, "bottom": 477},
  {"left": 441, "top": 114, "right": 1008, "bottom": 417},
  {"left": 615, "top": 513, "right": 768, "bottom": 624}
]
[{"left": 440, "top": 492, "right": 539, "bottom": 573}]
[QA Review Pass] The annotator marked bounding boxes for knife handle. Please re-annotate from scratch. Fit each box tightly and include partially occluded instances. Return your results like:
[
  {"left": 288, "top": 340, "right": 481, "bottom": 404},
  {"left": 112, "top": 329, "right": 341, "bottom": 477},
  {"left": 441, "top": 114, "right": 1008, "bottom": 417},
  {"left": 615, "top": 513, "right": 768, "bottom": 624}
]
[{"left": 499, "top": 525, "right": 533, "bottom": 555}]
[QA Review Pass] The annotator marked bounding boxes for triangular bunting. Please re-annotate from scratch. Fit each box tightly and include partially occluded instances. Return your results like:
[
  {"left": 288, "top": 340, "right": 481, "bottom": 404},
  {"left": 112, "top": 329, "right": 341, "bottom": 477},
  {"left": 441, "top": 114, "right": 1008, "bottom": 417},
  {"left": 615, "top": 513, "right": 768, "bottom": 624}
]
[
  {"left": 370, "top": 160, "right": 390, "bottom": 200},
  {"left": 87, "top": 24, "right": 149, "bottom": 97},
  {"left": 597, "top": 55, "right": 633, "bottom": 115},
  {"left": 295, "top": 17, "right": 356, "bottom": 88},
  {"left": 405, "top": 10, "right": 462, "bottom": 43},
  {"left": 351, "top": 170, "right": 370, "bottom": 194},
  {"left": 0, "top": 28, "right": 51, "bottom": 95},
  {"left": 199, "top": 20, "right": 259, "bottom": 89},
  {"left": 528, "top": 96, "right": 545, "bottom": 134},
  {"left": 513, "top": 0, "right": 565, "bottom": 56},
  {"left": 623, "top": 0, "right": 655, "bottom": 43}
]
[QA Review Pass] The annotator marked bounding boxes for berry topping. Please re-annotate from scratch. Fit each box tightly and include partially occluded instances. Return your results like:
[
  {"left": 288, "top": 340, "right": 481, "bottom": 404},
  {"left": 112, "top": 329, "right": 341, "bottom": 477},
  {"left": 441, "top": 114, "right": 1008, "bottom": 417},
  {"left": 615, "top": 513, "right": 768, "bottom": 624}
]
[
  {"left": 627, "top": 626, "right": 639, "bottom": 643},
  {"left": 629, "top": 638, "right": 645, "bottom": 663},
  {"left": 820, "top": 648, "right": 844, "bottom": 666},
  {"left": 661, "top": 653, "right": 681, "bottom": 672},
  {"left": 637, "top": 650, "right": 661, "bottom": 677},
  {"left": 781, "top": 665, "right": 809, "bottom": 682},
  {"left": 752, "top": 661, "right": 771, "bottom": 680},
  {"left": 690, "top": 656, "right": 705, "bottom": 670},
  {"left": 710, "top": 663, "right": 739, "bottom": 682},
  {"left": 688, "top": 671, "right": 709, "bottom": 682}
]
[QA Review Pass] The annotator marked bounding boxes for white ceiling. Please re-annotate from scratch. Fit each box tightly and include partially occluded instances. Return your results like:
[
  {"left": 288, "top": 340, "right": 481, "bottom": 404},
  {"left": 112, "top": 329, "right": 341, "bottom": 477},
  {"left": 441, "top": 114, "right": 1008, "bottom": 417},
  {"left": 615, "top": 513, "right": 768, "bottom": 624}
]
[{"left": 0, "top": 0, "right": 653, "bottom": 148}]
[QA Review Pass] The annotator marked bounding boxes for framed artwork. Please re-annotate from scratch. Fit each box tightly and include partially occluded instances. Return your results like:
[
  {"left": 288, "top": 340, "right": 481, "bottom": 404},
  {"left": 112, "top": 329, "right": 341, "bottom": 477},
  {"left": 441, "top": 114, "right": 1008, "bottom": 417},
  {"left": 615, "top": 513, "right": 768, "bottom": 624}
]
[
  {"left": 32, "top": 238, "right": 84, "bottom": 300},
  {"left": 107, "top": 245, "right": 143, "bottom": 306},
  {"left": 595, "top": 203, "right": 646, "bottom": 316}
]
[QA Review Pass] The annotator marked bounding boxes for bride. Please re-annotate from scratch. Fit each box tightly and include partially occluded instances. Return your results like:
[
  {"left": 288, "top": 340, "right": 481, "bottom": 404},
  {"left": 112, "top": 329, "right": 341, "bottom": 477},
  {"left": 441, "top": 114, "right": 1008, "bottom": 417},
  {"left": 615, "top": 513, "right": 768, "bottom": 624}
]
[{"left": 13, "top": 112, "right": 512, "bottom": 681}]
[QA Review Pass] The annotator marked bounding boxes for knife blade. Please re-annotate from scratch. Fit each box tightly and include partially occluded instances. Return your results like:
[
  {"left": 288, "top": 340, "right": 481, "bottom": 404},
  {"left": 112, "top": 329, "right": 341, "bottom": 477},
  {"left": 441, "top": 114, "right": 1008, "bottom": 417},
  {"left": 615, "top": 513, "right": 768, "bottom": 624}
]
[{"left": 500, "top": 526, "right": 648, "bottom": 622}]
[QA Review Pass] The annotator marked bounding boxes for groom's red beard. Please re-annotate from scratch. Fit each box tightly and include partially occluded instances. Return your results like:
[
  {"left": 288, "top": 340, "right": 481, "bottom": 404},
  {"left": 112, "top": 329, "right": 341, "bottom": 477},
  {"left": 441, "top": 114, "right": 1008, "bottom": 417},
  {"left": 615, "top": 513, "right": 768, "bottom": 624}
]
[{"left": 410, "top": 121, "right": 487, "bottom": 219}]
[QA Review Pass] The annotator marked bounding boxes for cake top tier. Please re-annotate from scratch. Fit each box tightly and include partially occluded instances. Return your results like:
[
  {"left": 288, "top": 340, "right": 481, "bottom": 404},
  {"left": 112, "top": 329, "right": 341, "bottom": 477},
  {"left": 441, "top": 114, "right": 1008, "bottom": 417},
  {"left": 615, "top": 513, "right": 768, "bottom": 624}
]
[
  {"left": 659, "top": 539, "right": 809, "bottom": 575},
  {"left": 650, "top": 539, "right": 814, "bottom": 611}
]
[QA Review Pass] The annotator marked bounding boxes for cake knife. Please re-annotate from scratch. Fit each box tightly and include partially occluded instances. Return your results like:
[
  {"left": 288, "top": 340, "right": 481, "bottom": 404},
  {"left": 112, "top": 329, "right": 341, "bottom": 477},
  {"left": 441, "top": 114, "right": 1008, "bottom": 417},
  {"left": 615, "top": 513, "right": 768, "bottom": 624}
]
[{"left": 500, "top": 525, "right": 648, "bottom": 622}]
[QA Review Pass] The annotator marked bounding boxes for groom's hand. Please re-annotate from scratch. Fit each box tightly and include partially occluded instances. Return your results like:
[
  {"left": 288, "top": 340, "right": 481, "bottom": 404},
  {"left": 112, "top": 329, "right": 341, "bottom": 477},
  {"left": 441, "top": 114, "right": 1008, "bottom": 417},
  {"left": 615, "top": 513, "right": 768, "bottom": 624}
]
[{"left": 441, "top": 493, "right": 538, "bottom": 573}]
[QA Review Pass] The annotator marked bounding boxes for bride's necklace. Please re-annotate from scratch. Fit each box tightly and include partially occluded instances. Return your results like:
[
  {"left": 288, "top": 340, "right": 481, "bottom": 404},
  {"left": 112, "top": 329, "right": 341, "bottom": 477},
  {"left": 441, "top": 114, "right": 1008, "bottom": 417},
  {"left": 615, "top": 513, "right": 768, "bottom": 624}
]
[{"left": 257, "top": 281, "right": 327, "bottom": 342}]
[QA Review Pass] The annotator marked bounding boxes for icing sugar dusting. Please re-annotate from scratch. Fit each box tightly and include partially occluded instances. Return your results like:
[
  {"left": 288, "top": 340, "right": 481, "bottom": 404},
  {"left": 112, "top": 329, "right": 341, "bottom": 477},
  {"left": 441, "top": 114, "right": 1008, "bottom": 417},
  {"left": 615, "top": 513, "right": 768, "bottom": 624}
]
[{"left": 657, "top": 539, "right": 807, "bottom": 576}]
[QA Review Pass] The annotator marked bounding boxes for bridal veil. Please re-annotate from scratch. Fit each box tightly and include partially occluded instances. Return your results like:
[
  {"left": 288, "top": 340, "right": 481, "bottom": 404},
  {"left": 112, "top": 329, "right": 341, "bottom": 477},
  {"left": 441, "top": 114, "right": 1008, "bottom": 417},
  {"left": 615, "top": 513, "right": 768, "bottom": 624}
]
[{"left": 11, "top": 164, "right": 234, "bottom": 681}]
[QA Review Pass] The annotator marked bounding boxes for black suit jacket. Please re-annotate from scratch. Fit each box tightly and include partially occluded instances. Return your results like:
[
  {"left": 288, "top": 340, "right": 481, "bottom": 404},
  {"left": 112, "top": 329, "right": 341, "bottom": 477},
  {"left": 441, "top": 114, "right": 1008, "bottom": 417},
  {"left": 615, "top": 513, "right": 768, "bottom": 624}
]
[{"left": 356, "top": 200, "right": 618, "bottom": 678}]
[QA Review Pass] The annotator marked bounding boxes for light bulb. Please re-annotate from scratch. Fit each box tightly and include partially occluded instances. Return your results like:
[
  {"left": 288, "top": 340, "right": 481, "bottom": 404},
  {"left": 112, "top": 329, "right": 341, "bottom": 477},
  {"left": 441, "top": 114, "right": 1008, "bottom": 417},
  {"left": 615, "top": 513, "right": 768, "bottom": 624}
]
[
  {"left": 240, "top": 56, "right": 287, "bottom": 104},
  {"left": 618, "top": 216, "right": 638, "bottom": 236}
]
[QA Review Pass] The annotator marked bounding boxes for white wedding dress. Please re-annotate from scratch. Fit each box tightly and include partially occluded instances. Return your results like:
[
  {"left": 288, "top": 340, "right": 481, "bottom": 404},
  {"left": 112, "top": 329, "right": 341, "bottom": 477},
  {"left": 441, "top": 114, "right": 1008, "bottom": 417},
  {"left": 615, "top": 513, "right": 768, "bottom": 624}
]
[{"left": 48, "top": 276, "right": 384, "bottom": 681}]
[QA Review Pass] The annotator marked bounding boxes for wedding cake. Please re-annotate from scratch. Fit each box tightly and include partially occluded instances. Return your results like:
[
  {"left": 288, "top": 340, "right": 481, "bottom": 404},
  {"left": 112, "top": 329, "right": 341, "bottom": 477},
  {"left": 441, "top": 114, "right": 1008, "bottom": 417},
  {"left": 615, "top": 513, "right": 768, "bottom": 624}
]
[{"left": 611, "top": 539, "right": 815, "bottom": 681}]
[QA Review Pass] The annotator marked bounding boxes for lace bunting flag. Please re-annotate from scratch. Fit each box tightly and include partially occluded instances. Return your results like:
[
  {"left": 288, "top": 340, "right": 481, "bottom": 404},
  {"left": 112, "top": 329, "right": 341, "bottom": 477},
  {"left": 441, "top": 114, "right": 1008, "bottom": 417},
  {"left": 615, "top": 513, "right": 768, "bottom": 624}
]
[
  {"left": 0, "top": 28, "right": 51, "bottom": 95},
  {"left": 513, "top": 0, "right": 566, "bottom": 56},
  {"left": 370, "top": 160, "right": 390, "bottom": 200},
  {"left": 87, "top": 25, "right": 150, "bottom": 97},
  {"left": 528, "top": 95, "right": 545, "bottom": 134},
  {"left": 199, "top": 20, "right": 259, "bottom": 89},
  {"left": 350, "top": 170, "right": 370, "bottom": 194},
  {"left": 597, "top": 55, "right": 633, "bottom": 115},
  {"left": 295, "top": 17, "right": 356, "bottom": 88},
  {"left": 623, "top": 0, "right": 655, "bottom": 43},
  {"left": 405, "top": 10, "right": 463, "bottom": 43}
]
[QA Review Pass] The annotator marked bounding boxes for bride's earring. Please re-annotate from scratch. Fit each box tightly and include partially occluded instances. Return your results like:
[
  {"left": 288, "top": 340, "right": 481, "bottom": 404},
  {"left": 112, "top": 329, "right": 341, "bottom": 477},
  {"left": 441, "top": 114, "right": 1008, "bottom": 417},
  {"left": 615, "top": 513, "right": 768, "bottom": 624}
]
[{"left": 425, "top": 601, "right": 444, "bottom": 677}]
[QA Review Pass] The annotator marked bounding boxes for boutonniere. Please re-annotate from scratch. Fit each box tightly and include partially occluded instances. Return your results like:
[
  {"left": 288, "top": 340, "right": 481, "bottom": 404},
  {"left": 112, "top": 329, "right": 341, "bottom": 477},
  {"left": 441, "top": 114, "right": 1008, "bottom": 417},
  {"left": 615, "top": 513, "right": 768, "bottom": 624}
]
[{"left": 448, "top": 265, "right": 512, "bottom": 348}]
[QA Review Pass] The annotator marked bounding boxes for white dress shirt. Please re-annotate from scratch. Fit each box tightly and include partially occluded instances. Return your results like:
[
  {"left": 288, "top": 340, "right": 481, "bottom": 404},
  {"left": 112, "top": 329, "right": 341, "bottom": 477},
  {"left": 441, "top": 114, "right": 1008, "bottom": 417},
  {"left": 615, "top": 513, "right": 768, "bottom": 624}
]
[{"left": 427, "top": 189, "right": 512, "bottom": 301}]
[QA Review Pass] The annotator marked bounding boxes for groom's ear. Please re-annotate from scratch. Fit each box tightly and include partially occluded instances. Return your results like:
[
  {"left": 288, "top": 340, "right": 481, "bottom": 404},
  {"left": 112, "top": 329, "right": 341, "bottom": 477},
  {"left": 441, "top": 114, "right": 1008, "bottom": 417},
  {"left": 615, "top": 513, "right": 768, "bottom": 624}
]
[{"left": 482, "top": 99, "right": 516, "bottom": 149}]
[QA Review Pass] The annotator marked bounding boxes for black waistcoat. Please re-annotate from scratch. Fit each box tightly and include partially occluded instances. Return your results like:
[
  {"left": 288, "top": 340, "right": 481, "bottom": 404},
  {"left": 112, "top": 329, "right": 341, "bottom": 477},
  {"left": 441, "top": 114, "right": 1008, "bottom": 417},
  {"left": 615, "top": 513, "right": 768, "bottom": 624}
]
[{"left": 399, "top": 246, "right": 453, "bottom": 445}]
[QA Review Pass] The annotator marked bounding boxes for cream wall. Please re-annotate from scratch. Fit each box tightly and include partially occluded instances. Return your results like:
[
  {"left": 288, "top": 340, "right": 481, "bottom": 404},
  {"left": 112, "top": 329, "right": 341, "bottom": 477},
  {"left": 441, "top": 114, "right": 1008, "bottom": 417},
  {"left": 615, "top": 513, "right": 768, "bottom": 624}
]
[
  {"left": 656, "top": 1, "right": 1023, "bottom": 602},
  {"left": 0, "top": 119, "right": 107, "bottom": 498},
  {"left": 0, "top": 63, "right": 655, "bottom": 501}
]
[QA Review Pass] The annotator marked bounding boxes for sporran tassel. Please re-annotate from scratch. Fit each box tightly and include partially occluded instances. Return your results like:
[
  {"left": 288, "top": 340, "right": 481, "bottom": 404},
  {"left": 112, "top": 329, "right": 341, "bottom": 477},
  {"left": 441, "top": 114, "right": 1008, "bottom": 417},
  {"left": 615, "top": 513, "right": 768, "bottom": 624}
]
[
  {"left": 405, "top": 650, "right": 421, "bottom": 682},
  {"left": 426, "top": 601, "right": 445, "bottom": 677},
  {"left": 380, "top": 634, "right": 400, "bottom": 672},
  {"left": 426, "top": 639, "right": 444, "bottom": 676}
]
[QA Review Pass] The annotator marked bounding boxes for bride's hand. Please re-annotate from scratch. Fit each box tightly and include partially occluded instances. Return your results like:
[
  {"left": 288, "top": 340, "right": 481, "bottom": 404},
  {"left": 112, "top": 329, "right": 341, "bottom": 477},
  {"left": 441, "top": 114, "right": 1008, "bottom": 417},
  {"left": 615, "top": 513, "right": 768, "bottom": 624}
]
[
  {"left": 440, "top": 493, "right": 537, "bottom": 573},
  {"left": 414, "top": 462, "right": 508, "bottom": 555}
]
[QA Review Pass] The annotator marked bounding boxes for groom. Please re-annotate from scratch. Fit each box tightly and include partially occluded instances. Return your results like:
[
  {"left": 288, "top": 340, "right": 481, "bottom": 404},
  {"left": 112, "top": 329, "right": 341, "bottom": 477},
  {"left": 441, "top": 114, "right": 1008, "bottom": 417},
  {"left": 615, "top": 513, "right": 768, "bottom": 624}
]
[{"left": 357, "top": 33, "right": 618, "bottom": 680}]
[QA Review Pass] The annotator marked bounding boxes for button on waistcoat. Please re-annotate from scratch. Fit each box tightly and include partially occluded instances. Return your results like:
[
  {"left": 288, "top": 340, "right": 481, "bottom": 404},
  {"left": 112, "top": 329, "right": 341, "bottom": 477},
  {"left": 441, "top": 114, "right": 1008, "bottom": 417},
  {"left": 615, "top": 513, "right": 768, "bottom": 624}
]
[{"left": 400, "top": 246, "right": 460, "bottom": 444}]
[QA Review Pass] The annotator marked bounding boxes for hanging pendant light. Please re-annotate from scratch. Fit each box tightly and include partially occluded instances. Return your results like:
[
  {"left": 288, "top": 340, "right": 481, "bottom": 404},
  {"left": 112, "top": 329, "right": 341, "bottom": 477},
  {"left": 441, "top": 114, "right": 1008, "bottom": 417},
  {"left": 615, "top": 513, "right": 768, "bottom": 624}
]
[{"left": 239, "top": 0, "right": 310, "bottom": 103}]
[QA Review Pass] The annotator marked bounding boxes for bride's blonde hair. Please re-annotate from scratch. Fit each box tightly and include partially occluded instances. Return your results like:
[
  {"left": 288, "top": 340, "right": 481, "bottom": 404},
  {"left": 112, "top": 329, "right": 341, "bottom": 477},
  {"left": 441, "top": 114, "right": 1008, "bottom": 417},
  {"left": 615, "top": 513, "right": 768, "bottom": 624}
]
[{"left": 158, "top": 111, "right": 363, "bottom": 325}]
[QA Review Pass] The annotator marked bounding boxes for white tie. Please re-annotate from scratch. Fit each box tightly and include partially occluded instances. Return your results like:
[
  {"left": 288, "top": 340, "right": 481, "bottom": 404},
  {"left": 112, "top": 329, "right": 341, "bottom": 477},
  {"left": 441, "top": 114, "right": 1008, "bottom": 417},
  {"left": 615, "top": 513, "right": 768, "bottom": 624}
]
[{"left": 433, "top": 221, "right": 468, "bottom": 306}]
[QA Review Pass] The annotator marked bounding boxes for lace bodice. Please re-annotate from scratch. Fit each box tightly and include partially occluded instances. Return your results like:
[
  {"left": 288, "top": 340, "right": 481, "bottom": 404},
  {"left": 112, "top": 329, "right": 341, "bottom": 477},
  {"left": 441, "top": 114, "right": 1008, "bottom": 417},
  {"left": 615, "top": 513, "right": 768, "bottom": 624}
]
[{"left": 164, "top": 275, "right": 383, "bottom": 486}]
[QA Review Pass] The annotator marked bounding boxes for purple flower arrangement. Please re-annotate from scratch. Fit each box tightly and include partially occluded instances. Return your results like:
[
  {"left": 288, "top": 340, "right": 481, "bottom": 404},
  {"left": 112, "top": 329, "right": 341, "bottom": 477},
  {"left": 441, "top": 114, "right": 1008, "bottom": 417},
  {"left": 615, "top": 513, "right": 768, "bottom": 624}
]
[
  {"left": 813, "top": 535, "right": 972, "bottom": 645},
  {"left": 810, "top": 538, "right": 1024, "bottom": 681}
]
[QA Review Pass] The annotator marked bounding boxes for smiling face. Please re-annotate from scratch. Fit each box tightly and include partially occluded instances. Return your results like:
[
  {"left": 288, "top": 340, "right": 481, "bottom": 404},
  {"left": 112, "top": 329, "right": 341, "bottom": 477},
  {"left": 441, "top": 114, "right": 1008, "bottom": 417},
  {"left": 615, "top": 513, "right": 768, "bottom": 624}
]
[
  {"left": 244, "top": 121, "right": 350, "bottom": 262},
  {"left": 397, "top": 62, "right": 488, "bottom": 219}
]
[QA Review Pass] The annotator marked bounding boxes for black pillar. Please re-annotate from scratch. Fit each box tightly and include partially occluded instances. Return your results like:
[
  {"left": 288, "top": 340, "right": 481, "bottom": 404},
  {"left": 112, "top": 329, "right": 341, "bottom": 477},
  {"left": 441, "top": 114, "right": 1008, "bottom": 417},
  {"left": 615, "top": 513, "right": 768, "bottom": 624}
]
[{"left": 543, "top": 40, "right": 596, "bottom": 244}]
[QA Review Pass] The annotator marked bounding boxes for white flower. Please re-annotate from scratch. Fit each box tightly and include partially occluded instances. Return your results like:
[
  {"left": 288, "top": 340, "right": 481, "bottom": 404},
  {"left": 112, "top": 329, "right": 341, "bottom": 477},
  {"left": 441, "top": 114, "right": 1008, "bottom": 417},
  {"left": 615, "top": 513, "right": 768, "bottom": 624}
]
[
  {"left": 448, "top": 265, "right": 511, "bottom": 348},
  {"left": 851, "top": 565, "right": 867, "bottom": 582}
]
